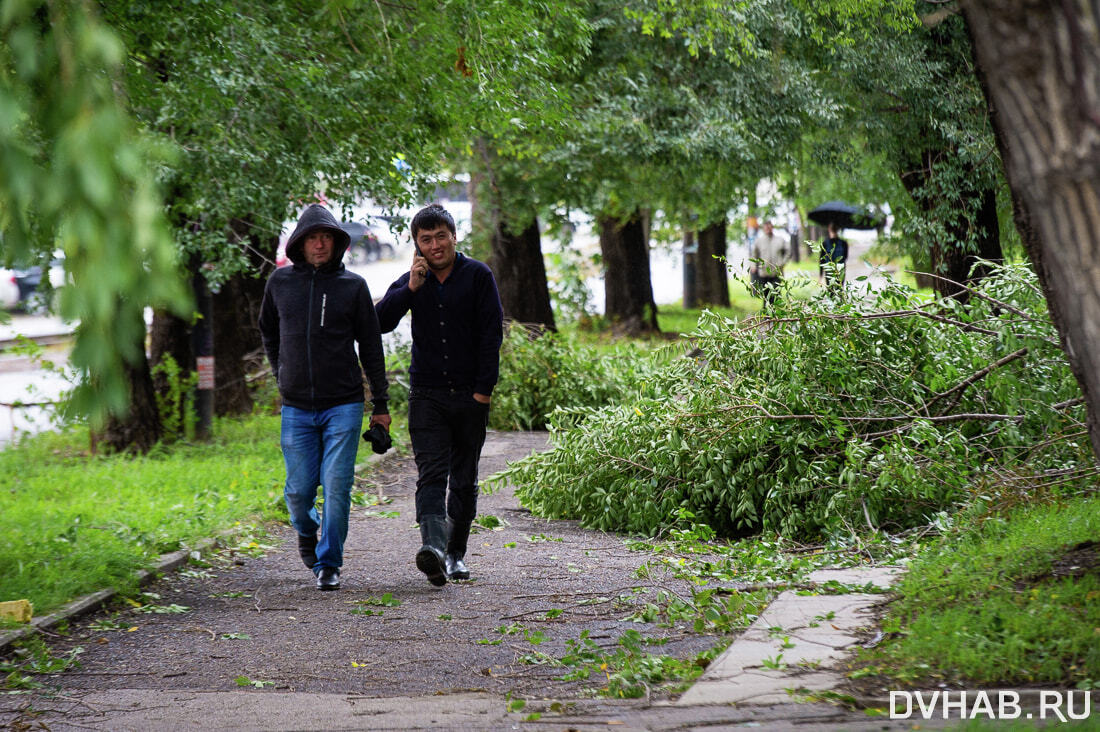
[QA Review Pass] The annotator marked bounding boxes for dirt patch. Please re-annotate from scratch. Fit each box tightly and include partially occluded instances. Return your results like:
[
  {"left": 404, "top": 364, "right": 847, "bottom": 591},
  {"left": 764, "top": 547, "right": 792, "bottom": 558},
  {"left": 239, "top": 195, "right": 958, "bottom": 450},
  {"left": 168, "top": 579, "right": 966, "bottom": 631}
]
[
  {"left": 1012, "top": 539, "right": 1100, "bottom": 591},
  {"left": 1049, "top": 540, "right": 1100, "bottom": 579},
  {"left": 2, "top": 431, "right": 720, "bottom": 724}
]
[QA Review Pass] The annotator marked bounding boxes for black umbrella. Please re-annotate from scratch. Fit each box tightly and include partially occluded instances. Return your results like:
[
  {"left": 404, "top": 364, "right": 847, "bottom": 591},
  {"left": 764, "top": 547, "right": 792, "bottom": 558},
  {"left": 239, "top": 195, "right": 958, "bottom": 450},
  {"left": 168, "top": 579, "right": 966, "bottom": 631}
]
[{"left": 808, "top": 200, "right": 883, "bottom": 230}]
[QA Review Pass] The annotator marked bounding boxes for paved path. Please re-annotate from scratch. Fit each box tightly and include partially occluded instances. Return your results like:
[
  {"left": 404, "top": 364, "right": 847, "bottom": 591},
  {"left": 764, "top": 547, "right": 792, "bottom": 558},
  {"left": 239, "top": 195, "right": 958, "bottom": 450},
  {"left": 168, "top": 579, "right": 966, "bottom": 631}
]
[{"left": 0, "top": 430, "right": 929, "bottom": 731}]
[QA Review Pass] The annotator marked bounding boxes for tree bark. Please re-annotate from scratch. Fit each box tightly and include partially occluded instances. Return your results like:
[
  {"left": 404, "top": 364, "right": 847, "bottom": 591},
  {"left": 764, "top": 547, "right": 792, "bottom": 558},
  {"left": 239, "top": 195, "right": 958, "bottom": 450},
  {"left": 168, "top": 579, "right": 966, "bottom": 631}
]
[
  {"left": 468, "top": 141, "right": 555, "bottom": 330},
  {"left": 695, "top": 218, "right": 731, "bottom": 307},
  {"left": 100, "top": 319, "right": 162, "bottom": 454},
  {"left": 962, "top": 0, "right": 1100, "bottom": 458},
  {"left": 598, "top": 211, "right": 659, "bottom": 335},
  {"left": 488, "top": 216, "right": 556, "bottom": 330},
  {"left": 210, "top": 217, "right": 274, "bottom": 415},
  {"left": 149, "top": 307, "right": 193, "bottom": 433}
]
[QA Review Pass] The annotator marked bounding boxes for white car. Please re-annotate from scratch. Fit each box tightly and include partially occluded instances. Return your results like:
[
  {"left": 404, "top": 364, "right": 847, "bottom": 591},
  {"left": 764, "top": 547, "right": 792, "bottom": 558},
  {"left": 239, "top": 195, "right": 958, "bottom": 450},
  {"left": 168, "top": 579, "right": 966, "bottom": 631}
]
[{"left": 0, "top": 269, "right": 20, "bottom": 310}]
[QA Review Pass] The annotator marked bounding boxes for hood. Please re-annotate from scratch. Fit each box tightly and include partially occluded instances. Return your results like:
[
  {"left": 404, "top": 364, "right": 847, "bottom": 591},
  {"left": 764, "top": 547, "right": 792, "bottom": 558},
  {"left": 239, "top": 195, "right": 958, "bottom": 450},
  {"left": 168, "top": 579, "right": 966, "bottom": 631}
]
[{"left": 285, "top": 203, "right": 351, "bottom": 266}]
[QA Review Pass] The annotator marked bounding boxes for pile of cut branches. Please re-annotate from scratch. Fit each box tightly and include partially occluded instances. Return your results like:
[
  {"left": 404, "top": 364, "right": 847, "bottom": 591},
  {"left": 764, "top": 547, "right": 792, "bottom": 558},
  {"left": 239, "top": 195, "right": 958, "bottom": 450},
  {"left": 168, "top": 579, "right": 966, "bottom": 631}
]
[{"left": 493, "top": 265, "right": 1095, "bottom": 540}]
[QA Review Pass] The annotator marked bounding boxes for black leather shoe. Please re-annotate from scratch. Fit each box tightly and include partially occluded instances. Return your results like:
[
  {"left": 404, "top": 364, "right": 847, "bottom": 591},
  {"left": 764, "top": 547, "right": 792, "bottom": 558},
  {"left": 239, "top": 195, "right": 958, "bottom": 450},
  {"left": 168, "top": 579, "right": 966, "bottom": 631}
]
[
  {"left": 298, "top": 534, "right": 318, "bottom": 570},
  {"left": 445, "top": 552, "right": 470, "bottom": 580},
  {"left": 317, "top": 566, "right": 340, "bottom": 591}
]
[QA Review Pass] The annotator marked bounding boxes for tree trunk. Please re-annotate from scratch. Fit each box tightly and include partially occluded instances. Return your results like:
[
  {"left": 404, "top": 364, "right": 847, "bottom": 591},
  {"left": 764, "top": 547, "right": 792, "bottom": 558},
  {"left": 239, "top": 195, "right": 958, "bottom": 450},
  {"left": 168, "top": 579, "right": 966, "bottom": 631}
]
[
  {"left": 100, "top": 322, "right": 162, "bottom": 454},
  {"left": 149, "top": 307, "right": 194, "bottom": 431},
  {"left": 928, "top": 184, "right": 1002, "bottom": 298},
  {"left": 598, "top": 211, "right": 659, "bottom": 335},
  {"left": 682, "top": 228, "right": 697, "bottom": 310},
  {"left": 695, "top": 218, "right": 731, "bottom": 307},
  {"left": 468, "top": 141, "right": 555, "bottom": 330},
  {"left": 210, "top": 274, "right": 261, "bottom": 415},
  {"left": 488, "top": 216, "right": 556, "bottom": 330},
  {"left": 963, "top": 0, "right": 1100, "bottom": 459},
  {"left": 899, "top": 148, "right": 1003, "bottom": 299},
  {"left": 208, "top": 217, "right": 276, "bottom": 416}
]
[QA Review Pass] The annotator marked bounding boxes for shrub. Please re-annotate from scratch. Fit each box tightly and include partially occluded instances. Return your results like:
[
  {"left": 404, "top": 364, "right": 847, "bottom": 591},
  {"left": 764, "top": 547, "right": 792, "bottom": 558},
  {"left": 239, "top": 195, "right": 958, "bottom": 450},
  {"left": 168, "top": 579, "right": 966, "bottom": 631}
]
[{"left": 489, "top": 323, "right": 660, "bottom": 430}]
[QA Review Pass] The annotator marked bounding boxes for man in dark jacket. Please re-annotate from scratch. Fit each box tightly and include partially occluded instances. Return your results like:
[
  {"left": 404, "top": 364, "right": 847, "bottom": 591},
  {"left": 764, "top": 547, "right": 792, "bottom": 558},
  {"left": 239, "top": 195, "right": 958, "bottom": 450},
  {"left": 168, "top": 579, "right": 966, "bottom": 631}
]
[
  {"left": 259, "top": 203, "right": 390, "bottom": 591},
  {"left": 376, "top": 203, "right": 503, "bottom": 586}
]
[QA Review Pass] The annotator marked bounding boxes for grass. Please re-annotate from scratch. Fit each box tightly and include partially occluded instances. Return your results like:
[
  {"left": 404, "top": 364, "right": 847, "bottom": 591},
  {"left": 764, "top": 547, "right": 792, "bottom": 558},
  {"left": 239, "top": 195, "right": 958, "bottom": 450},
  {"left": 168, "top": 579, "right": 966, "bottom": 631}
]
[
  {"left": 0, "top": 416, "right": 284, "bottom": 615},
  {"left": 858, "top": 495, "right": 1100, "bottom": 689},
  {"left": 0, "top": 411, "right": 409, "bottom": 617}
]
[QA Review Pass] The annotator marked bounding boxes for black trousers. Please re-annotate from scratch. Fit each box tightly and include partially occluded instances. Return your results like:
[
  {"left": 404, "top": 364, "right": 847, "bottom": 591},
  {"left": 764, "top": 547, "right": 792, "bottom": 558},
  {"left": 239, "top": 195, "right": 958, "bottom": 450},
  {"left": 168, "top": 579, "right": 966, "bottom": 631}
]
[
  {"left": 408, "top": 387, "right": 489, "bottom": 525},
  {"left": 755, "top": 275, "right": 782, "bottom": 305}
]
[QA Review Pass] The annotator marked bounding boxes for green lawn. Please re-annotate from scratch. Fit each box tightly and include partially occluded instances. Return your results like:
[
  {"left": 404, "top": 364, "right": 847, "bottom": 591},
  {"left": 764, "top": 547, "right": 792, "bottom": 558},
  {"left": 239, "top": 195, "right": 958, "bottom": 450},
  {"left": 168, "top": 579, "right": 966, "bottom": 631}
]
[
  {"left": 0, "top": 413, "right": 407, "bottom": 617},
  {"left": 0, "top": 417, "right": 284, "bottom": 615},
  {"left": 857, "top": 495, "right": 1100, "bottom": 688}
]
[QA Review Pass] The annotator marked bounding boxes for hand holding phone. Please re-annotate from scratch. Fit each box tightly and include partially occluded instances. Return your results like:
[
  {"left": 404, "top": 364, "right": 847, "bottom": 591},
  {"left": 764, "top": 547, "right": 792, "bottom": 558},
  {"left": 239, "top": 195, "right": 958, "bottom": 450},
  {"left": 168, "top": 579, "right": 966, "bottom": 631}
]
[{"left": 408, "top": 252, "right": 429, "bottom": 291}]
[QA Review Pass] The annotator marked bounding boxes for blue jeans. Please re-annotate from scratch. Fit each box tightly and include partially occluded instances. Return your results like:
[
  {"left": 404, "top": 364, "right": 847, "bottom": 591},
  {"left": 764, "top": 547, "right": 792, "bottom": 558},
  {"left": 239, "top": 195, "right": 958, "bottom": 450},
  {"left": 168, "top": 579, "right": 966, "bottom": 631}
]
[{"left": 280, "top": 402, "right": 364, "bottom": 571}]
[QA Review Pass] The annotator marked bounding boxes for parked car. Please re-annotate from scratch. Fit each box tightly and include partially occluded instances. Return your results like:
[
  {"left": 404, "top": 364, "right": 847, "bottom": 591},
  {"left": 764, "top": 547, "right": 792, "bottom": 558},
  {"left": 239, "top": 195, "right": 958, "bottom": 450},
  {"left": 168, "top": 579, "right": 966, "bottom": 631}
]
[
  {"left": 340, "top": 218, "right": 396, "bottom": 263},
  {"left": 0, "top": 253, "right": 65, "bottom": 312},
  {"left": 0, "top": 269, "right": 20, "bottom": 310}
]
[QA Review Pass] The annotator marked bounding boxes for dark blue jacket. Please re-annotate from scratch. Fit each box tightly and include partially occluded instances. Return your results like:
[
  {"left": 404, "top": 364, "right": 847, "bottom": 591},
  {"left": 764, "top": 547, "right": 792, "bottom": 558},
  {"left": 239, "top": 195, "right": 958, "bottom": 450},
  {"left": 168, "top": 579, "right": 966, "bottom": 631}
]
[
  {"left": 820, "top": 237, "right": 849, "bottom": 265},
  {"left": 258, "top": 204, "right": 389, "bottom": 413},
  {"left": 376, "top": 253, "right": 503, "bottom": 396}
]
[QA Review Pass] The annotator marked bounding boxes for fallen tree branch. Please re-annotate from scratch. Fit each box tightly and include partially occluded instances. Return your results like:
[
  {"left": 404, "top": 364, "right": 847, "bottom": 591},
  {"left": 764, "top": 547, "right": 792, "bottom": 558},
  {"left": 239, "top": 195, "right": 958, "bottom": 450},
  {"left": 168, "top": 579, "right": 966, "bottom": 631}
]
[
  {"left": 925, "top": 347, "right": 1029, "bottom": 414},
  {"left": 903, "top": 269, "right": 1036, "bottom": 319}
]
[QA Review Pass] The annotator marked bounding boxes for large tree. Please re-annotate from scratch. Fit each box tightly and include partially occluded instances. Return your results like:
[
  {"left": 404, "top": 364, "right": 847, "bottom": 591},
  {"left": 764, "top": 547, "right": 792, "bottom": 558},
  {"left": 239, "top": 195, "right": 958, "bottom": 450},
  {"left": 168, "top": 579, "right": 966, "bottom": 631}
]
[
  {"left": 962, "top": 0, "right": 1100, "bottom": 460},
  {"left": 99, "top": 0, "right": 466, "bottom": 445},
  {"left": 528, "top": 0, "right": 834, "bottom": 333},
  {"left": 789, "top": 1, "right": 1008, "bottom": 296}
]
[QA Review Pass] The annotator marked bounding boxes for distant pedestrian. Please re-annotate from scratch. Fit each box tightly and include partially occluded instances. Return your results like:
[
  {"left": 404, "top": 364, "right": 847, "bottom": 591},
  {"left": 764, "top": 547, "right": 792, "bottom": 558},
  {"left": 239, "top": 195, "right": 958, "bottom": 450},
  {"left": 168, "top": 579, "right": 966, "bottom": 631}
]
[
  {"left": 750, "top": 220, "right": 791, "bottom": 306},
  {"left": 376, "top": 203, "right": 504, "bottom": 586},
  {"left": 819, "top": 222, "right": 849, "bottom": 291},
  {"left": 259, "top": 203, "right": 391, "bottom": 591}
]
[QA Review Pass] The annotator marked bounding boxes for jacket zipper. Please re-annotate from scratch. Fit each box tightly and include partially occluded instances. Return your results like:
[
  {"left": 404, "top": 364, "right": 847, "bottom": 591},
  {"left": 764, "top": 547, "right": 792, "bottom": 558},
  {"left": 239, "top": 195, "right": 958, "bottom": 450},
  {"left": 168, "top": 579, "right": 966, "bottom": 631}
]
[{"left": 307, "top": 272, "right": 316, "bottom": 407}]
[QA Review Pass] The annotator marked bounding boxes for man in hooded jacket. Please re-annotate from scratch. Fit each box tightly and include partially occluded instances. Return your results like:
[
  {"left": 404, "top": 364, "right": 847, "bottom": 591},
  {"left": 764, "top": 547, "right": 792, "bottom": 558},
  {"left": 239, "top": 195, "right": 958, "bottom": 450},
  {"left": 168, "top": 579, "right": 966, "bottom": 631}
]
[{"left": 259, "top": 203, "right": 390, "bottom": 590}]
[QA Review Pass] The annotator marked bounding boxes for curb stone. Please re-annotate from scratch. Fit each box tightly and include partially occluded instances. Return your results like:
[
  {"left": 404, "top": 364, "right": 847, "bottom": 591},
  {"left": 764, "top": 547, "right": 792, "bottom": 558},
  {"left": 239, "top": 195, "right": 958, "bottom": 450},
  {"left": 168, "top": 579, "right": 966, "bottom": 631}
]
[
  {"left": 677, "top": 565, "right": 903, "bottom": 706},
  {"left": 0, "top": 449, "right": 397, "bottom": 656}
]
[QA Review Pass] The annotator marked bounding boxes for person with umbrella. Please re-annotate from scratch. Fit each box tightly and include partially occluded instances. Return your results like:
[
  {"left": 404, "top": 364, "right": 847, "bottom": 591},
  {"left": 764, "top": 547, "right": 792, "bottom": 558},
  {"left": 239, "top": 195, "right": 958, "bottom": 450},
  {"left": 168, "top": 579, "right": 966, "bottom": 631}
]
[
  {"left": 819, "top": 221, "right": 849, "bottom": 291},
  {"left": 808, "top": 201, "right": 884, "bottom": 293}
]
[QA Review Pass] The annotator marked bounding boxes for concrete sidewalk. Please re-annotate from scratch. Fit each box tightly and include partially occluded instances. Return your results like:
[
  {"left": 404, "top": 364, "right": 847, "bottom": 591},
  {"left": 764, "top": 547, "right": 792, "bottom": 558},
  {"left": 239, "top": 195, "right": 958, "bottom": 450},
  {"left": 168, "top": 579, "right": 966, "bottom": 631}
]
[{"left": 679, "top": 567, "right": 901, "bottom": 706}]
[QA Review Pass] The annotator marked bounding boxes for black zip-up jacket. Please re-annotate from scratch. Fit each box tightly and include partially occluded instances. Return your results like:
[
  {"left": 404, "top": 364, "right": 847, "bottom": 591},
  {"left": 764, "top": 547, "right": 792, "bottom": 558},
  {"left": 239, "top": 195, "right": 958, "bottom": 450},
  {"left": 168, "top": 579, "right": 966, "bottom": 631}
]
[
  {"left": 376, "top": 252, "right": 503, "bottom": 396},
  {"left": 258, "top": 204, "right": 388, "bottom": 414}
]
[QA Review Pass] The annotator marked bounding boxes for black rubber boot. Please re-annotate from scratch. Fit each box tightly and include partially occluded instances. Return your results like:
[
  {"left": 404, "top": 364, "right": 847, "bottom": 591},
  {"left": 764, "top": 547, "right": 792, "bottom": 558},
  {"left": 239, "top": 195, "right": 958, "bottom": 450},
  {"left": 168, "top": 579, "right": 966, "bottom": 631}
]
[
  {"left": 416, "top": 515, "right": 448, "bottom": 587},
  {"left": 445, "top": 518, "right": 472, "bottom": 580},
  {"left": 297, "top": 533, "right": 318, "bottom": 570}
]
